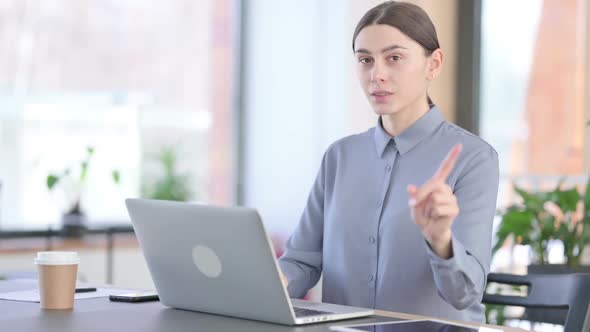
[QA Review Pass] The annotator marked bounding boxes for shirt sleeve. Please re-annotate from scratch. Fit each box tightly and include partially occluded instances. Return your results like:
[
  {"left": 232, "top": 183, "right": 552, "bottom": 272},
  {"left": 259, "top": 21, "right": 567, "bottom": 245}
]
[
  {"left": 278, "top": 152, "right": 327, "bottom": 299},
  {"left": 424, "top": 146, "right": 499, "bottom": 310}
]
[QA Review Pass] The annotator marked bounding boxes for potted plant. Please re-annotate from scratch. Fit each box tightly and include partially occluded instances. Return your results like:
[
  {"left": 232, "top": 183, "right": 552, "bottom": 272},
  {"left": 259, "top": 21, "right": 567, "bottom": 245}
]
[
  {"left": 46, "top": 146, "right": 120, "bottom": 236},
  {"left": 142, "top": 147, "right": 193, "bottom": 202},
  {"left": 491, "top": 179, "right": 590, "bottom": 325},
  {"left": 493, "top": 179, "right": 590, "bottom": 270}
]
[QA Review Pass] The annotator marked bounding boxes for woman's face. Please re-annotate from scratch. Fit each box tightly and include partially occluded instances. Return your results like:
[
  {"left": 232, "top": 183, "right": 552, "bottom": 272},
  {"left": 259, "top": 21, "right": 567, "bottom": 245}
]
[{"left": 354, "top": 24, "right": 441, "bottom": 116}]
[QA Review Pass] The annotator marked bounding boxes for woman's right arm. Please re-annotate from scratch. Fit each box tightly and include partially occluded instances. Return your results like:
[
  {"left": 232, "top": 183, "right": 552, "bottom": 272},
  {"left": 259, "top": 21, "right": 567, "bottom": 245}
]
[{"left": 278, "top": 153, "right": 327, "bottom": 299}]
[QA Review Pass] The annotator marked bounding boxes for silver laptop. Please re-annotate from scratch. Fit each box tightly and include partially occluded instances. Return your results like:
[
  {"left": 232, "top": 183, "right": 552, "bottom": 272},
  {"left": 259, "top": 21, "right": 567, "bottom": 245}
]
[{"left": 125, "top": 198, "right": 375, "bottom": 325}]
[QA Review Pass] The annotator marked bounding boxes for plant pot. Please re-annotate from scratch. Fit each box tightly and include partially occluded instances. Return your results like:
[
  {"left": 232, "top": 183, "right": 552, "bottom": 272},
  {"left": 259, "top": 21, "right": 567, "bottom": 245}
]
[
  {"left": 523, "top": 264, "right": 590, "bottom": 325},
  {"left": 60, "top": 212, "right": 87, "bottom": 238}
]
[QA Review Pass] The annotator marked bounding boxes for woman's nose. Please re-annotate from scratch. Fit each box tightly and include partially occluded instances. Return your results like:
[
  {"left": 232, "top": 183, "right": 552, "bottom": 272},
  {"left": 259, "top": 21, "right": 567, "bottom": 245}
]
[{"left": 370, "top": 62, "right": 387, "bottom": 82}]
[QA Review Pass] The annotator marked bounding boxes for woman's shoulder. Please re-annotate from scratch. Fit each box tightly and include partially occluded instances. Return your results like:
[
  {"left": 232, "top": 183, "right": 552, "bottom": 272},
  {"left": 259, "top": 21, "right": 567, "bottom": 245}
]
[
  {"left": 323, "top": 128, "right": 375, "bottom": 157},
  {"left": 438, "top": 121, "right": 498, "bottom": 160},
  {"left": 434, "top": 121, "right": 499, "bottom": 186}
]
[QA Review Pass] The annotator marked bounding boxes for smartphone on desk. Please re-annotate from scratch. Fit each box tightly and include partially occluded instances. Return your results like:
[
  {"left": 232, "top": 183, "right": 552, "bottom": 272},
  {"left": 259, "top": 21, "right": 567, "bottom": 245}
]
[{"left": 109, "top": 291, "right": 159, "bottom": 303}]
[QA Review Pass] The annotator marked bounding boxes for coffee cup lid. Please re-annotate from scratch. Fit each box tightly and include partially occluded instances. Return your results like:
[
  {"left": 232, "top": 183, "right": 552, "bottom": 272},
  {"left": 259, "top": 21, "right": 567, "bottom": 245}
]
[{"left": 34, "top": 251, "right": 80, "bottom": 265}]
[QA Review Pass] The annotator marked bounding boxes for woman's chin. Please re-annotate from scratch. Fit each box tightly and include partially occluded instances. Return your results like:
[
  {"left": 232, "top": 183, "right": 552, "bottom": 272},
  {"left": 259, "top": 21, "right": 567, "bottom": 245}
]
[{"left": 372, "top": 105, "right": 399, "bottom": 116}]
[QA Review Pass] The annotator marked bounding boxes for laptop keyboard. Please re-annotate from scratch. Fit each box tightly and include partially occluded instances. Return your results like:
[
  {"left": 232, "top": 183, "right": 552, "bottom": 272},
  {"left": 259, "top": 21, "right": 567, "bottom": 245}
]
[{"left": 293, "top": 307, "right": 334, "bottom": 317}]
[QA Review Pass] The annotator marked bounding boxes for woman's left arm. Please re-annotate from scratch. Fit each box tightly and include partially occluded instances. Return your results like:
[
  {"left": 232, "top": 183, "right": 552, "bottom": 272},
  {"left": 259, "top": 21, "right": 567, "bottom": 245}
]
[{"left": 408, "top": 145, "right": 500, "bottom": 310}]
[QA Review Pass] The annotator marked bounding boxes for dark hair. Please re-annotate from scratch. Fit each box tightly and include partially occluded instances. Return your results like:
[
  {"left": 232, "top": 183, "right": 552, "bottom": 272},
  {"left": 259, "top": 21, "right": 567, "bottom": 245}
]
[{"left": 352, "top": 1, "right": 440, "bottom": 56}]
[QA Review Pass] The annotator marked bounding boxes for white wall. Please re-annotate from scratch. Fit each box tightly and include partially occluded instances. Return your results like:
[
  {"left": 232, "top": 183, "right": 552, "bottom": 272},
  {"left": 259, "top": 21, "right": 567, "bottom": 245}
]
[{"left": 243, "top": 0, "right": 354, "bottom": 237}]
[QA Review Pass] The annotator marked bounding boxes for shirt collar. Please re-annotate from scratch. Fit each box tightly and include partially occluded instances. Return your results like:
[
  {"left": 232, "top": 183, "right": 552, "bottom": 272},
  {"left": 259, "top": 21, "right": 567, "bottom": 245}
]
[{"left": 373, "top": 105, "right": 445, "bottom": 158}]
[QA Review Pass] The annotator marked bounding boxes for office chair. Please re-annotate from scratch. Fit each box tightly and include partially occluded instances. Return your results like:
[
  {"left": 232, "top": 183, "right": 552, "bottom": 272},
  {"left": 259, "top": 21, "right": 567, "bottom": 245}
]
[{"left": 483, "top": 273, "right": 590, "bottom": 332}]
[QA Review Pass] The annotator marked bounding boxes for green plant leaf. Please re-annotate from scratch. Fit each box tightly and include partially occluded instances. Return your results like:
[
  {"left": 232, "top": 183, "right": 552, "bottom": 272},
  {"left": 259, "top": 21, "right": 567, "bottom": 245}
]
[
  {"left": 502, "top": 209, "right": 535, "bottom": 235},
  {"left": 548, "top": 187, "right": 580, "bottom": 213},
  {"left": 80, "top": 161, "right": 89, "bottom": 181},
  {"left": 539, "top": 214, "right": 555, "bottom": 240},
  {"left": 112, "top": 170, "right": 121, "bottom": 184},
  {"left": 493, "top": 208, "right": 534, "bottom": 254},
  {"left": 584, "top": 176, "right": 590, "bottom": 218},
  {"left": 514, "top": 184, "right": 545, "bottom": 211},
  {"left": 46, "top": 174, "right": 60, "bottom": 190}
]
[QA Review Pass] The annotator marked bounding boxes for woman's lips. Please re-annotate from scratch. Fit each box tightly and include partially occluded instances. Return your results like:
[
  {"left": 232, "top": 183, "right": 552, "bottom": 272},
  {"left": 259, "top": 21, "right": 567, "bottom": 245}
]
[{"left": 371, "top": 91, "right": 393, "bottom": 103}]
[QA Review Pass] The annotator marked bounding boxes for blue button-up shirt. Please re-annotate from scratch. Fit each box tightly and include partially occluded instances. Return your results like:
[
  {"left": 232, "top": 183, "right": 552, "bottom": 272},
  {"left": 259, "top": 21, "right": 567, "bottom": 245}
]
[{"left": 278, "top": 106, "right": 499, "bottom": 323}]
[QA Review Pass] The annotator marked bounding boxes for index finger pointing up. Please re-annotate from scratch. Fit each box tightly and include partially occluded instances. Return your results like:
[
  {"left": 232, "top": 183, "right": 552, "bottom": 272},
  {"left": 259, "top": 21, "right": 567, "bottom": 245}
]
[
  {"left": 432, "top": 143, "right": 463, "bottom": 182},
  {"left": 408, "top": 143, "right": 463, "bottom": 207}
]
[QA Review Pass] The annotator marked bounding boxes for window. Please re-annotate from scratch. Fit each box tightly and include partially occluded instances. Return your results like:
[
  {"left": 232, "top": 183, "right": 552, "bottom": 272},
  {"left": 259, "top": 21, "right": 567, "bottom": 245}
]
[
  {"left": 481, "top": 0, "right": 587, "bottom": 265},
  {"left": 0, "top": 0, "right": 237, "bottom": 228}
]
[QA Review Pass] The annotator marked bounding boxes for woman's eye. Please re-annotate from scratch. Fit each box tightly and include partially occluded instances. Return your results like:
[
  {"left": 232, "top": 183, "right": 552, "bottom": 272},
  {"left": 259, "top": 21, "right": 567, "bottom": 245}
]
[
  {"left": 388, "top": 55, "right": 401, "bottom": 61},
  {"left": 358, "top": 57, "right": 373, "bottom": 64}
]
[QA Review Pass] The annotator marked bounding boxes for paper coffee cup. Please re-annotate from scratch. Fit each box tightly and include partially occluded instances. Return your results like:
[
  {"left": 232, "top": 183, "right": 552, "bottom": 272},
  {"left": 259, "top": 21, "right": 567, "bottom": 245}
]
[{"left": 34, "top": 251, "right": 80, "bottom": 309}]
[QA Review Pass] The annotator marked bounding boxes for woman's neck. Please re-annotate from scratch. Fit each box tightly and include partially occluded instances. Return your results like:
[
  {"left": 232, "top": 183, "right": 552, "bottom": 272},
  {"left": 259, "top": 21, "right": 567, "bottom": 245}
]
[{"left": 381, "top": 98, "right": 431, "bottom": 137}]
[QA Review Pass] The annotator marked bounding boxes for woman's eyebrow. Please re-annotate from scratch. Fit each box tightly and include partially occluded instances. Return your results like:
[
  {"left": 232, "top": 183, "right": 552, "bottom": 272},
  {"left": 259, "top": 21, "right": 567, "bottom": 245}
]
[{"left": 354, "top": 44, "right": 408, "bottom": 54}]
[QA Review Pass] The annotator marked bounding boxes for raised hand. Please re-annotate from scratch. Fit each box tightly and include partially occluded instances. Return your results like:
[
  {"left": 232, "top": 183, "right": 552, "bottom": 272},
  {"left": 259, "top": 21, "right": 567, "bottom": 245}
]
[{"left": 407, "top": 144, "right": 462, "bottom": 259}]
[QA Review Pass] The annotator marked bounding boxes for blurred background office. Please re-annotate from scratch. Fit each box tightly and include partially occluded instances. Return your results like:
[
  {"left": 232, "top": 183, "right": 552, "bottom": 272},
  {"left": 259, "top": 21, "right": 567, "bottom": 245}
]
[{"left": 0, "top": 0, "right": 588, "bottom": 330}]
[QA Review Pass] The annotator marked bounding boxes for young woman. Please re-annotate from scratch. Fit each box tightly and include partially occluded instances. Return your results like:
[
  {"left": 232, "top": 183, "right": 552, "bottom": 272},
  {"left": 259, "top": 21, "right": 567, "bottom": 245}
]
[{"left": 278, "top": 0, "right": 498, "bottom": 324}]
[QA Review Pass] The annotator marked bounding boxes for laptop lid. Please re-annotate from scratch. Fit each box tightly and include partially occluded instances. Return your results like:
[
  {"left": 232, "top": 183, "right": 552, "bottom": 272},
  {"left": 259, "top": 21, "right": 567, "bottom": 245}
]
[{"left": 125, "top": 198, "right": 297, "bottom": 325}]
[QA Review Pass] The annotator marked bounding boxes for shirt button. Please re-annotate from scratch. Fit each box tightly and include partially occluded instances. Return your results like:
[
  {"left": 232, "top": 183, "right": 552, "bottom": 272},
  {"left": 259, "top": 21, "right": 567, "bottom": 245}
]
[
  {"left": 385, "top": 165, "right": 392, "bottom": 172},
  {"left": 369, "top": 236, "right": 376, "bottom": 245},
  {"left": 369, "top": 274, "right": 374, "bottom": 282}
]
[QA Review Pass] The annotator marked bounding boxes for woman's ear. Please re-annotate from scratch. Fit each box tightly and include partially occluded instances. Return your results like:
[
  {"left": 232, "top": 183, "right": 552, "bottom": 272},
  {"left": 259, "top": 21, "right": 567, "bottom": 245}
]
[{"left": 426, "top": 48, "right": 444, "bottom": 81}]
